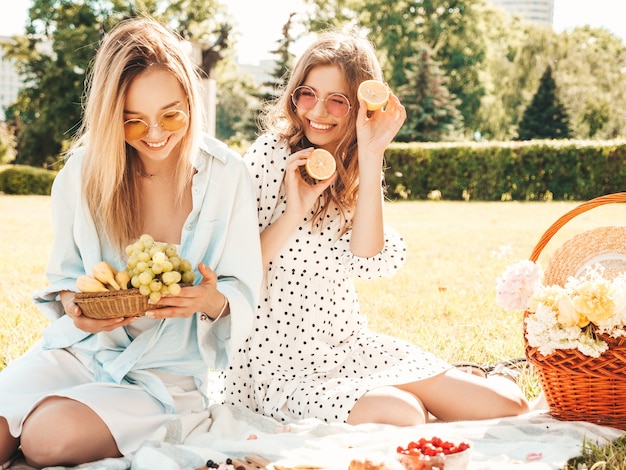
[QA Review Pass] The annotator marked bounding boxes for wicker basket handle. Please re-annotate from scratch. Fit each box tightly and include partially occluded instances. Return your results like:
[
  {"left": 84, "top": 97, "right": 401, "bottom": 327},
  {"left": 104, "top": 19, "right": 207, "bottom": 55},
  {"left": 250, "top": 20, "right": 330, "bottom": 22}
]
[{"left": 529, "top": 192, "right": 626, "bottom": 262}]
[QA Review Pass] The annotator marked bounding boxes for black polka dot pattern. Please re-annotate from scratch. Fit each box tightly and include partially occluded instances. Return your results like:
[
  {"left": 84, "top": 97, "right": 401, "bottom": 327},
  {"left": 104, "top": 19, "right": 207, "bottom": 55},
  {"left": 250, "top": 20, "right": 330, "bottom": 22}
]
[{"left": 224, "top": 134, "right": 450, "bottom": 424}]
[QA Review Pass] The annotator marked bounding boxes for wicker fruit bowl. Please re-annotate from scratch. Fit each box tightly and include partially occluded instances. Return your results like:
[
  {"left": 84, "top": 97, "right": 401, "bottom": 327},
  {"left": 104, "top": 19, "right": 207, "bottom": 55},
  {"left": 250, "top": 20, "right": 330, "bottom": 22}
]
[{"left": 74, "top": 289, "right": 164, "bottom": 319}]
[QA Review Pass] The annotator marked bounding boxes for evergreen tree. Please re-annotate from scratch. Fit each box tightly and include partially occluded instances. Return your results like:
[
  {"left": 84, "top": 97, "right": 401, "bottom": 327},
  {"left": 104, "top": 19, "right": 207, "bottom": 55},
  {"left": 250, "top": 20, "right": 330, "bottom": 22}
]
[
  {"left": 263, "top": 12, "right": 296, "bottom": 101},
  {"left": 240, "top": 12, "right": 296, "bottom": 138},
  {"left": 396, "top": 45, "right": 464, "bottom": 142},
  {"left": 517, "top": 65, "right": 570, "bottom": 140}
]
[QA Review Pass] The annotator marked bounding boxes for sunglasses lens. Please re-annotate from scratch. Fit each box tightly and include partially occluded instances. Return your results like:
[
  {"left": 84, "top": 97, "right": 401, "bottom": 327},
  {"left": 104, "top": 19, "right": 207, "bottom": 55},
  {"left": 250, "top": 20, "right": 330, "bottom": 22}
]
[
  {"left": 291, "top": 86, "right": 350, "bottom": 117},
  {"left": 292, "top": 87, "right": 317, "bottom": 111},
  {"left": 159, "top": 110, "right": 188, "bottom": 132},
  {"left": 326, "top": 94, "right": 350, "bottom": 117},
  {"left": 123, "top": 110, "right": 188, "bottom": 140},
  {"left": 124, "top": 120, "right": 149, "bottom": 141}
]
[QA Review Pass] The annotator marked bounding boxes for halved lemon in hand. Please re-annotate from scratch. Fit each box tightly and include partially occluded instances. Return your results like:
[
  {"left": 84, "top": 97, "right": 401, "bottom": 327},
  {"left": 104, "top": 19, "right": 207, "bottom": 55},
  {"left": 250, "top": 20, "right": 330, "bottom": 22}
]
[
  {"left": 357, "top": 80, "right": 389, "bottom": 111},
  {"left": 305, "top": 148, "right": 336, "bottom": 180}
]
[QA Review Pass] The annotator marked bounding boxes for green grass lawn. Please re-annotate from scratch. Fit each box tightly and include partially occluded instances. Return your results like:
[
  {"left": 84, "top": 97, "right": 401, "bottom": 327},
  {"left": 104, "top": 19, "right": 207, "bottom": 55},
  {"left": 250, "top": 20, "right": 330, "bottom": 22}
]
[{"left": 3, "top": 195, "right": 626, "bottom": 369}]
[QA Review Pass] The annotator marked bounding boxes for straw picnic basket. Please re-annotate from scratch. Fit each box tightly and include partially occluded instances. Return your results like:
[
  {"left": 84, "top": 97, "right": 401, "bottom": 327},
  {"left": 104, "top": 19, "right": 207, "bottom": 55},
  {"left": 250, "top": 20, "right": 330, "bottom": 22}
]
[
  {"left": 74, "top": 289, "right": 163, "bottom": 319},
  {"left": 525, "top": 192, "right": 626, "bottom": 429}
]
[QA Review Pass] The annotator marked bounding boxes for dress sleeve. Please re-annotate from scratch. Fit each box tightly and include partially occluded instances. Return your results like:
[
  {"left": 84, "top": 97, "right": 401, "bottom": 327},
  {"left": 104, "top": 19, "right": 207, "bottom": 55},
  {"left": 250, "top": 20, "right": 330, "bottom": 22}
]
[
  {"left": 335, "top": 225, "right": 407, "bottom": 279},
  {"left": 242, "top": 134, "right": 289, "bottom": 232}
]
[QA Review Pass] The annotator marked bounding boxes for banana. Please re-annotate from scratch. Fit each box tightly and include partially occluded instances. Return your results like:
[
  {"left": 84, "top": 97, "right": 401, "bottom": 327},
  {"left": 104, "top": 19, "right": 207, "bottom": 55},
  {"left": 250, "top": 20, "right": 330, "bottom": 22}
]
[
  {"left": 92, "top": 261, "right": 120, "bottom": 290},
  {"left": 76, "top": 274, "right": 110, "bottom": 293},
  {"left": 114, "top": 270, "right": 131, "bottom": 290}
]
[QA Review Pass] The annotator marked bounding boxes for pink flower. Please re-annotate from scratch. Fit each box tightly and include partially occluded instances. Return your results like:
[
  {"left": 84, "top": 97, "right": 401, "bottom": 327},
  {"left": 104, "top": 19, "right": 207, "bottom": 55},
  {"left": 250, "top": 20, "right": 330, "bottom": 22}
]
[{"left": 496, "top": 260, "right": 543, "bottom": 311}]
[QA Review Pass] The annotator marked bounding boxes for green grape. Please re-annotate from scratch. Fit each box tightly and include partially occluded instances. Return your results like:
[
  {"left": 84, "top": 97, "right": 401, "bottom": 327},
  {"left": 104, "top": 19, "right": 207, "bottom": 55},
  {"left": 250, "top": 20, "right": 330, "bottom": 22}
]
[
  {"left": 182, "top": 271, "right": 195, "bottom": 284},
  {"left": 168, "top": 283, "right": 181, "bottom": 296},
  {"left": 139, "top": 284, "right": 151, "bottom": 296},
  {"left": 149, "top": 279, "right": 162, "bottom": 292},
  {"left": 165, "top": 244, "right": 177, "bottom": 258},
  {"left": 131, "top": 275, "right": 141, "bottom": 288},
  {"left": 149, "top": 291, "right": 162, "bottom": 303},
  {"left": 180, "top": 259, "right": 192, "bottom": 272},
  {"left": 162, "top": 271, "right": 182, "bottom": 285},
  {"left": 152, "top": 263, "right": 164, "bottom": 275},
  {"left": 152, "top": 251, "right": 166, "bottom": 264},
  {"left": 169, "top": 256, "right": 181, "bottom": 270},
  {"left": 127, "top": 257, "right": 138, "bottom": 270},
  {"left": 140, "top": 233, "right": 154, "bottom": 245},
  {"left": 138, "top": 271, "right": 153, "bottom": 286},
  {"left": 160, "top": 284, "right": 170, "bottom": 295},
  {"left": 136, "top": 261, "right": 148, "bottom": 273},
  {"left": 161, "top": 260, "right": 174, "bottom": 273},
  {"left": 138, "top": 252, "right": 151, "bottom": 263}
]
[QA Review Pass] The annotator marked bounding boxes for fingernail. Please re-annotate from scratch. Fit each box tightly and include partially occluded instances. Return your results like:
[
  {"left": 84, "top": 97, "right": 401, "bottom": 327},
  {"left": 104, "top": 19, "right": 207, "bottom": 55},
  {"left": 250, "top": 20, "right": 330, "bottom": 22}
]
[{"left": 145, "top": 311, "right": 155, "bottom": 318}]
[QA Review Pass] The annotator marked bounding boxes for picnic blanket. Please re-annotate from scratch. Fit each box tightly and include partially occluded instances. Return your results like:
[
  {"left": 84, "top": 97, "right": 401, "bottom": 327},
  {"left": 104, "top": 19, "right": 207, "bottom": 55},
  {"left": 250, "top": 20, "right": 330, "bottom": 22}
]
[{"left": 7, "top": 405, "right": 625, "bottom": 470}]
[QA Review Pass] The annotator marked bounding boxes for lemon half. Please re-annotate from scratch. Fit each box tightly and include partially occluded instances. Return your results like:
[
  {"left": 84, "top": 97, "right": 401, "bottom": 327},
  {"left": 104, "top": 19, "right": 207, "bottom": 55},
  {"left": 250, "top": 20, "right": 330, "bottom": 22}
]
[
  {"left": 357, "top": 80, "right": 389, "bottom": 111},
  {"left": 305, "top": 148, "right": 336, "bottom": 180}
]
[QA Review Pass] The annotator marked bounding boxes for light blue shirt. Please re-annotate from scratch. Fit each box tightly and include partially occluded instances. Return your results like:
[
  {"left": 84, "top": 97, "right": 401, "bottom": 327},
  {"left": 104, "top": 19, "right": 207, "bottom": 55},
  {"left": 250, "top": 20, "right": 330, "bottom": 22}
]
[{"left": 32, "top": 134, "right": 262, "bottom": 412}]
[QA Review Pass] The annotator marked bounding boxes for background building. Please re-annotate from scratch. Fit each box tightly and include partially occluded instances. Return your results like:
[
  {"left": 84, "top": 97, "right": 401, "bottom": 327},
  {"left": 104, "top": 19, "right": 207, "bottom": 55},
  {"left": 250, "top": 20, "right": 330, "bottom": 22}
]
[
  {"left": 0, "top": 36, "right": 22, "bottom": 121},
  {"left": 490, "top": 0, "right": 555, "bottom": 26}
]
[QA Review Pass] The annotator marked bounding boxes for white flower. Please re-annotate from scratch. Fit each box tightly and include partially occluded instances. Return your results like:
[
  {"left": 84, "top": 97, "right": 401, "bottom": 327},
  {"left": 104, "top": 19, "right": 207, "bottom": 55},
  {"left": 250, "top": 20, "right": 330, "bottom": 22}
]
[
  {"left": 500, "top": 261, "right": 626, "bottom": 358},
  {"left": 523, "top": 268, "right": 626, "bottom": 357},
  {"left": 496, "top": 260, "right": 543, "bottom": 311}
]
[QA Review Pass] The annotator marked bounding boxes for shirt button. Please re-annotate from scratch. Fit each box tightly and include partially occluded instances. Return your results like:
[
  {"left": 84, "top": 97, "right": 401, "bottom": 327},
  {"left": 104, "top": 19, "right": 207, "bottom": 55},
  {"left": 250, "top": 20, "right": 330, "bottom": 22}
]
[{"left": 185, "top": 224, "right": 193, "bottom": 231}]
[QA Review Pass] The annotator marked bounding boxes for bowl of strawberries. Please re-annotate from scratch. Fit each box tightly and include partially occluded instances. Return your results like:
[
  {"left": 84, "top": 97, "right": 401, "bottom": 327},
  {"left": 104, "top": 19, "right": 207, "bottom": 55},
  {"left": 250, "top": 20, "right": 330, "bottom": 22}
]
[{"left": 396, "top": 436, "right": 472, "bottom": 470}]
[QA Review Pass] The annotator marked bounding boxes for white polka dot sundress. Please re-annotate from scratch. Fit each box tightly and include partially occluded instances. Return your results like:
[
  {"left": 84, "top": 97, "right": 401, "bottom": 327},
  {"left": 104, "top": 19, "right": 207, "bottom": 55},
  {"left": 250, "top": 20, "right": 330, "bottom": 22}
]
[{"left": 224, "top": 134, "right": 451, "bottom": 423}]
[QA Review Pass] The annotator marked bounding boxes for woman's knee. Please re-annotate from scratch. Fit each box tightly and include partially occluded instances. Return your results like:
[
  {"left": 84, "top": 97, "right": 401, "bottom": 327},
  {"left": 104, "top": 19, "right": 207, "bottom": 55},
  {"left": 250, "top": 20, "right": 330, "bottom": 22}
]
[
  {"left": 348, "top": 386, "right": 427, "bottom": 426},
  {"left": 20, "top": 396, "right": 119, "bottom": 467},
  {"left": 20, "top": 398, "right": 72, "bottom": 467}
]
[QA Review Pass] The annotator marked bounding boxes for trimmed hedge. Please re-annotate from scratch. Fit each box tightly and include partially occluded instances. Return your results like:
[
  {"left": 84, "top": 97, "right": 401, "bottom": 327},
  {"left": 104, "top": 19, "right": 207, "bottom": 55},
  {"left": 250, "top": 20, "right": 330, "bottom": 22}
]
[
  {"left": 0, "top": 165, "right": 57, "bottom": 195},
  {"left": 3, "top": 140, "right": 626, "bottom": 200},
  {"left": 384, "top": 139, "right": 626, "bottom": 201}
]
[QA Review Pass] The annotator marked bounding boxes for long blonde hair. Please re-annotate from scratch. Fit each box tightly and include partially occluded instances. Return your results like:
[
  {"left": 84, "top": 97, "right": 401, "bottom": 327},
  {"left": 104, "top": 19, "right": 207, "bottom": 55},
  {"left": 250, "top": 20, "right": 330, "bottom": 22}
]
[
  {"left": 261, "top": 31, "right": 383, "bottom": 221},
  {"left": 74, "top": 16, "right": 203, "bottom": 254}
]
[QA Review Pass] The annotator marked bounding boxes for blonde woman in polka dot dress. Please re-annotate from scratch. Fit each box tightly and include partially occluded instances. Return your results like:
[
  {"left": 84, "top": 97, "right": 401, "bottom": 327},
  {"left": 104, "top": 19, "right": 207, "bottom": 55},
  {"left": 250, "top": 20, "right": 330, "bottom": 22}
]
[{"left": 224, "top": 32, "right": 529, "bottom": 425}]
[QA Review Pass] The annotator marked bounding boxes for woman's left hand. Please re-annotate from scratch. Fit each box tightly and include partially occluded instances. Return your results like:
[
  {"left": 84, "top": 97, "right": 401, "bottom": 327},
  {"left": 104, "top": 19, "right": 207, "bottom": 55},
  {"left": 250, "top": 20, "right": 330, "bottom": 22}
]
[{"left": 145, "top": 262, "right": 226, "bottom": 319}]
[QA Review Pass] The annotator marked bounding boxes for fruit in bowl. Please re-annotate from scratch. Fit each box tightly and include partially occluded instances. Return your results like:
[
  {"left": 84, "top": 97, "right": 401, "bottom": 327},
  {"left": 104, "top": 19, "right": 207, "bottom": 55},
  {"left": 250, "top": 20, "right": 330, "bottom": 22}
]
[{"left": 396, "top": 436, "right": 472, "bottom": 470}]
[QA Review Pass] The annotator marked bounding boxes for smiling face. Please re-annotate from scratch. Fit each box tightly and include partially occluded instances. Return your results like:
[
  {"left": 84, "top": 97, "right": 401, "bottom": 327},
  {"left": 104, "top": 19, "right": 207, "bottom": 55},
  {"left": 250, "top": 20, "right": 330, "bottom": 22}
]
[
  {"left": 295, "top": 65, "right": 352, "bottom": 153},
  {"left": 123, "top": 67, "right": 189, "bottom": 166}
]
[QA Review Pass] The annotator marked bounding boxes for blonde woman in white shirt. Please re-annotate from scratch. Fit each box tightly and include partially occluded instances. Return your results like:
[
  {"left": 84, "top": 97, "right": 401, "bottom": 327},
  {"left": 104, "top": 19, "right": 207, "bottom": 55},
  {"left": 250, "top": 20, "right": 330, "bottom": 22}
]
[{"left": 0, "top": 16, "right": 261, "bottom": 467}]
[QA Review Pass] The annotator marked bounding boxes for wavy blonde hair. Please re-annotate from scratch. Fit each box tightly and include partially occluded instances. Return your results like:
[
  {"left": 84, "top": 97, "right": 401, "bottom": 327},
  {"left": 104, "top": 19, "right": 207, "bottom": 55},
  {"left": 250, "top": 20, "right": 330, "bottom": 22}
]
[
  {"left": 72, "top": 16, "right": 203, "bottom": 254},
  {"left": 260, "top": 31, "right": 383, "bottom": 222}
]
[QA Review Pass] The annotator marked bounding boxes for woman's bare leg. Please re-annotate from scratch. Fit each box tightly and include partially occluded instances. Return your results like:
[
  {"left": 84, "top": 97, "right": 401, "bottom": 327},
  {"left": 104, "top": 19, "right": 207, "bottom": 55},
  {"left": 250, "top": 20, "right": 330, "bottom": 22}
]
[
  {"left": 0, "top": 417, "right": 20, "bottom": 465},
  {"left": 20, "top": 396, "right": 121, "bottom": 468},
  {"left": 399, "top": 368, "right": 529, "bottom": 422},
  {"left": 347, "top": 386, "right": 428, "bottom": 425}
]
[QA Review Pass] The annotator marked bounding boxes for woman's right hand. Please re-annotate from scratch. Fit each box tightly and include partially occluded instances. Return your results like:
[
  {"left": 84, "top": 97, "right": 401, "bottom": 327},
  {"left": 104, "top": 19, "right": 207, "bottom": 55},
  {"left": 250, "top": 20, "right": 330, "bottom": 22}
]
[
  {"left": 60, "top": 290, "right": 138, "bottom": 333},
  {"left": 283, "top": 148, "right": 335, "bottom": 219}
]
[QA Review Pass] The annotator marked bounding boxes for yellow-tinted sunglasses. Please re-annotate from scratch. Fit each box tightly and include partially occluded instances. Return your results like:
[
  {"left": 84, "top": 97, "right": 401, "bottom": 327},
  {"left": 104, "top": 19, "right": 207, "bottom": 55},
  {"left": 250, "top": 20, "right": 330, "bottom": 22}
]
[{"left": 123, "top": 109, "right": 189, "bottom": 141}]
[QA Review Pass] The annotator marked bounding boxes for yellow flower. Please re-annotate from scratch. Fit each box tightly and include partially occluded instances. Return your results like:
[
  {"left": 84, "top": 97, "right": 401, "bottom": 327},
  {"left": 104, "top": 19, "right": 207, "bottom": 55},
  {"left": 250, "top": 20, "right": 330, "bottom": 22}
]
[
  {"left": 572, "top": 279, "right": 615, "bottom": 325},
  {"left": 556, "top": 292, "right": 590, "bottom": 328},
  {"left": 529, "top": 285, "right": 564, "bottom": 312}
]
